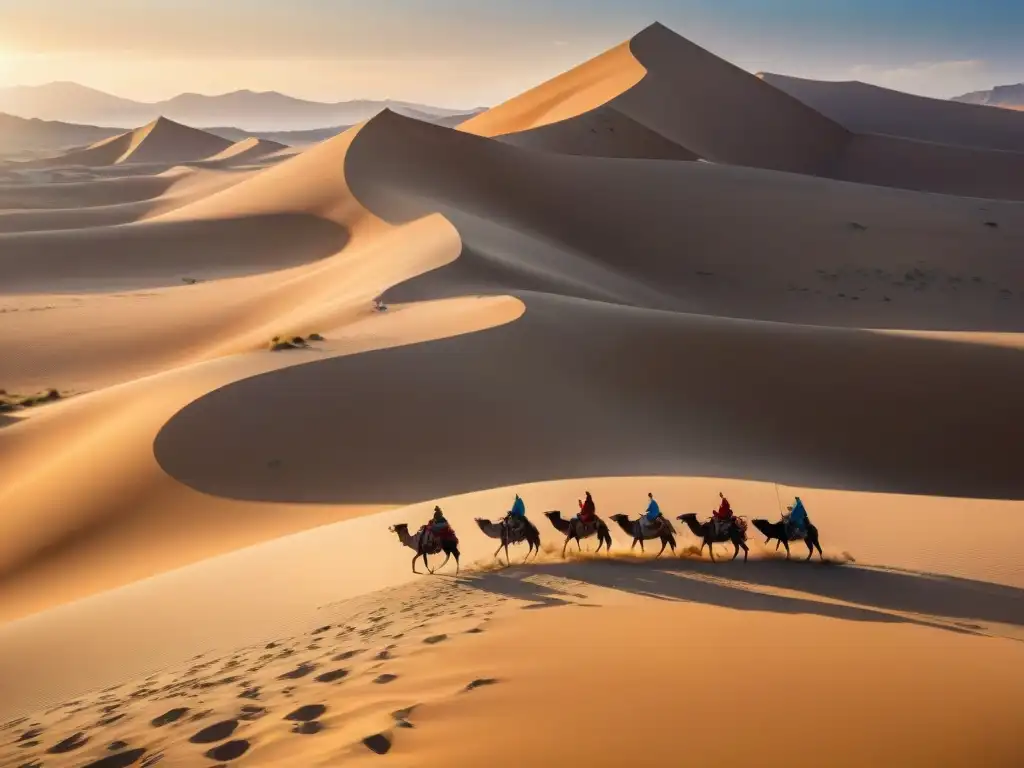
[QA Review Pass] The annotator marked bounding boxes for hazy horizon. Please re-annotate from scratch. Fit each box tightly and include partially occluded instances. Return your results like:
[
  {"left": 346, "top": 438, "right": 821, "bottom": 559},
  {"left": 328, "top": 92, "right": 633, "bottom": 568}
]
[{"left": 1, "top": 1, "right": 1022, "bottom": 107}]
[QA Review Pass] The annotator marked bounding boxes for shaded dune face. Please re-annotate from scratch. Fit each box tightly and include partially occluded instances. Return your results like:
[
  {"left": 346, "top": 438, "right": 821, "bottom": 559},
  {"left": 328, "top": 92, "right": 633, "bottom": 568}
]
[
  {"left": 0, "top": 214, "right": 348, "bottom": 292},
  {"left": 464, "top": 24, "right": 1024, "bottom": 200},
  {"left": 344, "top": 111, "right": 1024, "bottom": 331},
  {"left": 153, "top": 98, "right": 1024, "bottom": 509},
  {"left": 758, "top": 73, "right": 1024, "bottom": 154},
  {"left": 154, "top": 293, "right": 1024, "bottom": 505}
]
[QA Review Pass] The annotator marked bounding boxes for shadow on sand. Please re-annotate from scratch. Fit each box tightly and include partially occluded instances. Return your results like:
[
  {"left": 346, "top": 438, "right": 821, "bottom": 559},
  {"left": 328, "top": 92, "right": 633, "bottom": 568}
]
[{"left": 456, "top": 557, "right": 1024, "bottom": 638}]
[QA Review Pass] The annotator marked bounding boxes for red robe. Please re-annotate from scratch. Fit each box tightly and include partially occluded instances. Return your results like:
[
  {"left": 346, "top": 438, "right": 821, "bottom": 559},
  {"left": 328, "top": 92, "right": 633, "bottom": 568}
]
[{"left": 714, "top": 498, "right": 733, "bottom": 521}]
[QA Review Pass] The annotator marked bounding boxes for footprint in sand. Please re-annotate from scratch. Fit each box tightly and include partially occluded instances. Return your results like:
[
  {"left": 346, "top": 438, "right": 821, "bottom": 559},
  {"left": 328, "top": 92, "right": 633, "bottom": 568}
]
[
  {"left": 18, "top": 727, "right": 43, "bottom": 742},
  {"left": 107, "top": 740, "right": 130, "bottom": 750},
  {"left": 284, "top": 704, "right": 326, "bottom": 723},
  {"left": 46, "top": 731, "right": 89, "bottom": 753},
  {"left": 98, "top": 713, "right": 127, "bottom": 727},
  {"left": 189, "top": 719, "right": 238, "bottom": 744},
  {"left": 82, "top": 749, "right": 147, "bottom": 768},
  {"left": 332, "top": 649, "right": 363, "bottom": 661},
  {"left": 140, "top": 753, "right": 164, "bottom": 767},
  {"left": 373, "top": 674, "right": 398, "bottom": 685},
  {"left": 150, "top": 708, "right": 189, "bottom": 727},
  {"left": 238, "top": 705, "right": 267, "bottom": 721},
  {"left": 311, "top": 625, "right": 332, "bottom": 635},
  {"left": 464, "top": 678, "right": 499, "bottom": 692},
  {"left": 278, "top": 661, "right": 318, "bottom": 680},
  {"left": 238, "top": 687, "right": 261, "bottom": 700},
  {"left": 465, "top": 627, "right": 485, "bottom": 634},
  {"left": 362, "top": 733, "right": 392, "bottom": 754},
  {"left": 285, "top": 704, "right": 327, "bottom": 734},
  {"left": 204, "top": 740, "right": 250, "bottom": 761},
  {"left": 314, "top": 668, "right": 349, "bottom": 683},
  {"left": 423, "top": 634, "right": 448, "bottom": 645},
  {"left": 392, "top": 706, "right": 418, "bottom": 729}
]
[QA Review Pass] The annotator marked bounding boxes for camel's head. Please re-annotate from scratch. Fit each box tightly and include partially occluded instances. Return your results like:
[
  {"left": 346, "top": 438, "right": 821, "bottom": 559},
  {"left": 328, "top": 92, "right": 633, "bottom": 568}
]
[
  {"left": 389, "top": 523, "right": 409, "bottom": 535},
  {"left": 750, "top": 519, "right": 775, "bottom": 537},
  {"left": 609, "top": 513, "right": 629, "bottom": 523},
  {"left": 544, "top": 510, "right": 562, "bottom": 520},
  {"left": 676, "top": 513, "right": 698, "bottom": 522}
]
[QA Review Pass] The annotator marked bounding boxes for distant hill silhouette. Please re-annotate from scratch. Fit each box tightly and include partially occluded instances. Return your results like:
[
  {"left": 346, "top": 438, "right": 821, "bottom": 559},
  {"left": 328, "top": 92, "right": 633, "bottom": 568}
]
[
  {"left": 0, "top": 112, "right": 121, "bottom": 159},
  {"left": 0, "top": 82, "right": 485, "bottom": 132},
  {"left": 952, "top": 82, "right": 1024, "bottom": 110}
]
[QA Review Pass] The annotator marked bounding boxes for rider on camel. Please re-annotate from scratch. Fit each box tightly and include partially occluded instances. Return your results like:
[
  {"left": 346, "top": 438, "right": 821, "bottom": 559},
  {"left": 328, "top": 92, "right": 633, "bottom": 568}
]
[
  {"left": 712, "top": 492, "right": 733, "bottom": 535},
  {"left": 785, "top": 496, "right": 809, "bottom": 538},
  {"left": 644, "top": 492, "right": 665, "bottom": 533},
  {"left": 576, "top": 491, "right": 596, "bottom": 527},
  {"left": 423, "top": 505, "right": 454, "bottom": 546},
  {"left": 506, "top": 494, "right": 526, "bottom": 533}
]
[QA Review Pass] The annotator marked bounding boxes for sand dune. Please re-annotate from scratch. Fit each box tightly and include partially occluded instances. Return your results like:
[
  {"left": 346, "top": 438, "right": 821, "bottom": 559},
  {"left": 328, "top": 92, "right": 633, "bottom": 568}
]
[
  {"left": 200, "top": 137, "right": 289, "bottom": 166},
  {"left": 21, "top": 117, "right": 233, "bottom": 169},
  {"left": 1, "top": 19, "right": 1023, "bottom": 768},
  {"left": 354, "top": 111, "right": 1024, "bottom": 331},
  {"left": 0, "top": 167, "right": 255, "bottom": 233},
  {"left": 464, "top": 23, "right": 1024, "bottom": 200},
  {"left": 759, "top": 73, "right": 1024, "bottom": 153}
]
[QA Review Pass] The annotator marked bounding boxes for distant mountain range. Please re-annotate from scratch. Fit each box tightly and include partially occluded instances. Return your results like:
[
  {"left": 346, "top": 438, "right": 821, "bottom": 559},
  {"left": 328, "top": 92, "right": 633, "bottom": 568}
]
[
  {"left": 0, "top": 113, "right": 122, "bottom": 160},
  {"left": 0, "top": 107, "right": 483, "bottom": 161},
  {"left": 951, "top": 82, "right": 1024, "bottom": 110},
  {"left": 0, "top": 82, "right": 486, "bottom": 132}
]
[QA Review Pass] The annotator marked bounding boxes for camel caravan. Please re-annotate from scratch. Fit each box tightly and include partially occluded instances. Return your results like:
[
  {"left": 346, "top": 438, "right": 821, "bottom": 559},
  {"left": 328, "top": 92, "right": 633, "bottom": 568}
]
[{"left": 389, "top": 490, "right": 824, "bottom": 574}]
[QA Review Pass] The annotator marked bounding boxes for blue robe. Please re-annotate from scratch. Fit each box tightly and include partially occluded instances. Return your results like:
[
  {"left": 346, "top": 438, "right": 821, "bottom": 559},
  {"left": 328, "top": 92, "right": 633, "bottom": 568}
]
[
  {"left": 510, "top": 495, "right": 526, "bottom": 517},
  {"left": 645, "top": 497, "right": 662, "bottom": 522},
  {"left": 789, "top": 498, "right": 808, "bottom": 530}
]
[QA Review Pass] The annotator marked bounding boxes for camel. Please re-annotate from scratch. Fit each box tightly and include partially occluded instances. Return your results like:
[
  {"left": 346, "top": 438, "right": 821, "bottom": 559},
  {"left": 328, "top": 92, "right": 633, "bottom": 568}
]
[
  {"left": 751, "top": 518, "right": 824, "bottom": 561},
  {"left": 474, "top": 516, "right": 541, "bottom": 565},
  {"left": 677, "top": 513, "right": 749, "bottom": 562},
  {"left": 389, "top": 523, "right": 460, "bottom": 575},
  {"left": 609, "top": 514, "right": 677, "bottom": 557},
  {"left": 543, "top": 511, "right": 612, "bottom": 558}
]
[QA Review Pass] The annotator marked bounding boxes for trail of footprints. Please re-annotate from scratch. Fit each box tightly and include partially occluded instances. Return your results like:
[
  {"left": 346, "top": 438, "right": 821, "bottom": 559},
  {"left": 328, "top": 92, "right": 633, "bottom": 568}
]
[{"left": 3, "top": 579, "right": 504, "bottom": 766}]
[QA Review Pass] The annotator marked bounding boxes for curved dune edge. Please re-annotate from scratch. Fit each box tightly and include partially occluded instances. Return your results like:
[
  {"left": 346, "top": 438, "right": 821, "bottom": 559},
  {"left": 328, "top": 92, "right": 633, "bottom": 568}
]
[
  {"left": 0, "top": 291, "right": 523, "bottom": 622},
  {"left": 458, "top": 41, "right": 647, "bottom": 137},
  {"left": 0, "top": 166, "right": 259, "bottom": 234},
  {"left": 2, "top": 126, "right": 395, "bottom": 392},
  {"left": 0, "top": 473, "right": 1021, "bottom": 723}
]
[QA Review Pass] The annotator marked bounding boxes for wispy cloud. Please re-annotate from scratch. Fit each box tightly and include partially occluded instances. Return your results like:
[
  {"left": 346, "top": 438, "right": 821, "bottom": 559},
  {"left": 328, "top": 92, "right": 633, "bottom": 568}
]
[{"left": 847, "top": 59, "right": 989, "bottom": 97}]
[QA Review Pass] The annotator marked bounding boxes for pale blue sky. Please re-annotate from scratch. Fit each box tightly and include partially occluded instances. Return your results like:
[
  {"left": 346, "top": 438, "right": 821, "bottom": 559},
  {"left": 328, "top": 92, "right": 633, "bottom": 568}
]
[{"left": 0, "top": 1, "right": 1020, "bottom": 105}]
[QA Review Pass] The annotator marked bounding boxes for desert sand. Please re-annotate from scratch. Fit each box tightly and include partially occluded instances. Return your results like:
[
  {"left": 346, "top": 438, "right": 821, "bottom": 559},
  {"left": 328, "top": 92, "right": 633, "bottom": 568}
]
[{"left": 1, "top": 20, "right": 1022, "bottom": 768}]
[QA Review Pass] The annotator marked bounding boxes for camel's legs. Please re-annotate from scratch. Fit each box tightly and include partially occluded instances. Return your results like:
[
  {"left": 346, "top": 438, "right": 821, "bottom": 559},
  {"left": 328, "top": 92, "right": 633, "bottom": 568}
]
[
  {"left": 562, "top": 537, "right": 570, "bottom": 558},
  {"left": 437, "top": 552, "right": 451, "bottom": 571},
  {"left": 741, "top": 541, "right": 749, "bottom": 562},
  {"left": 656, "top": 539, "right": 667, "bottom": 558},
  {"left": 493, "top": 542, "right": 504, "bottom": 560},
  {"left": 775, "top": 539, "right": 782, "bottom": 551},
  {"left": 503, "top": 543, "right": 511, "bottom": 566},
  {"left": 732, "top": 541, "right": 740, "bottom": 560},
  {"left": 707, "top": 539, "right": 716, "bottom": 561},
  {"left": 595, "top": 537, "right": 604, "bottom": 554},
  {"left": 576, "top": 538, "right": 582, "bottom": 552},
  {"left": 814, "top": 538, "right": 824, "bottom": 560},
  {"left": 782, "top": 540, "right": 791, "bottom": 560},
  {"left": 412, "top": 553, "right": 422, "bottom": 574}
]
